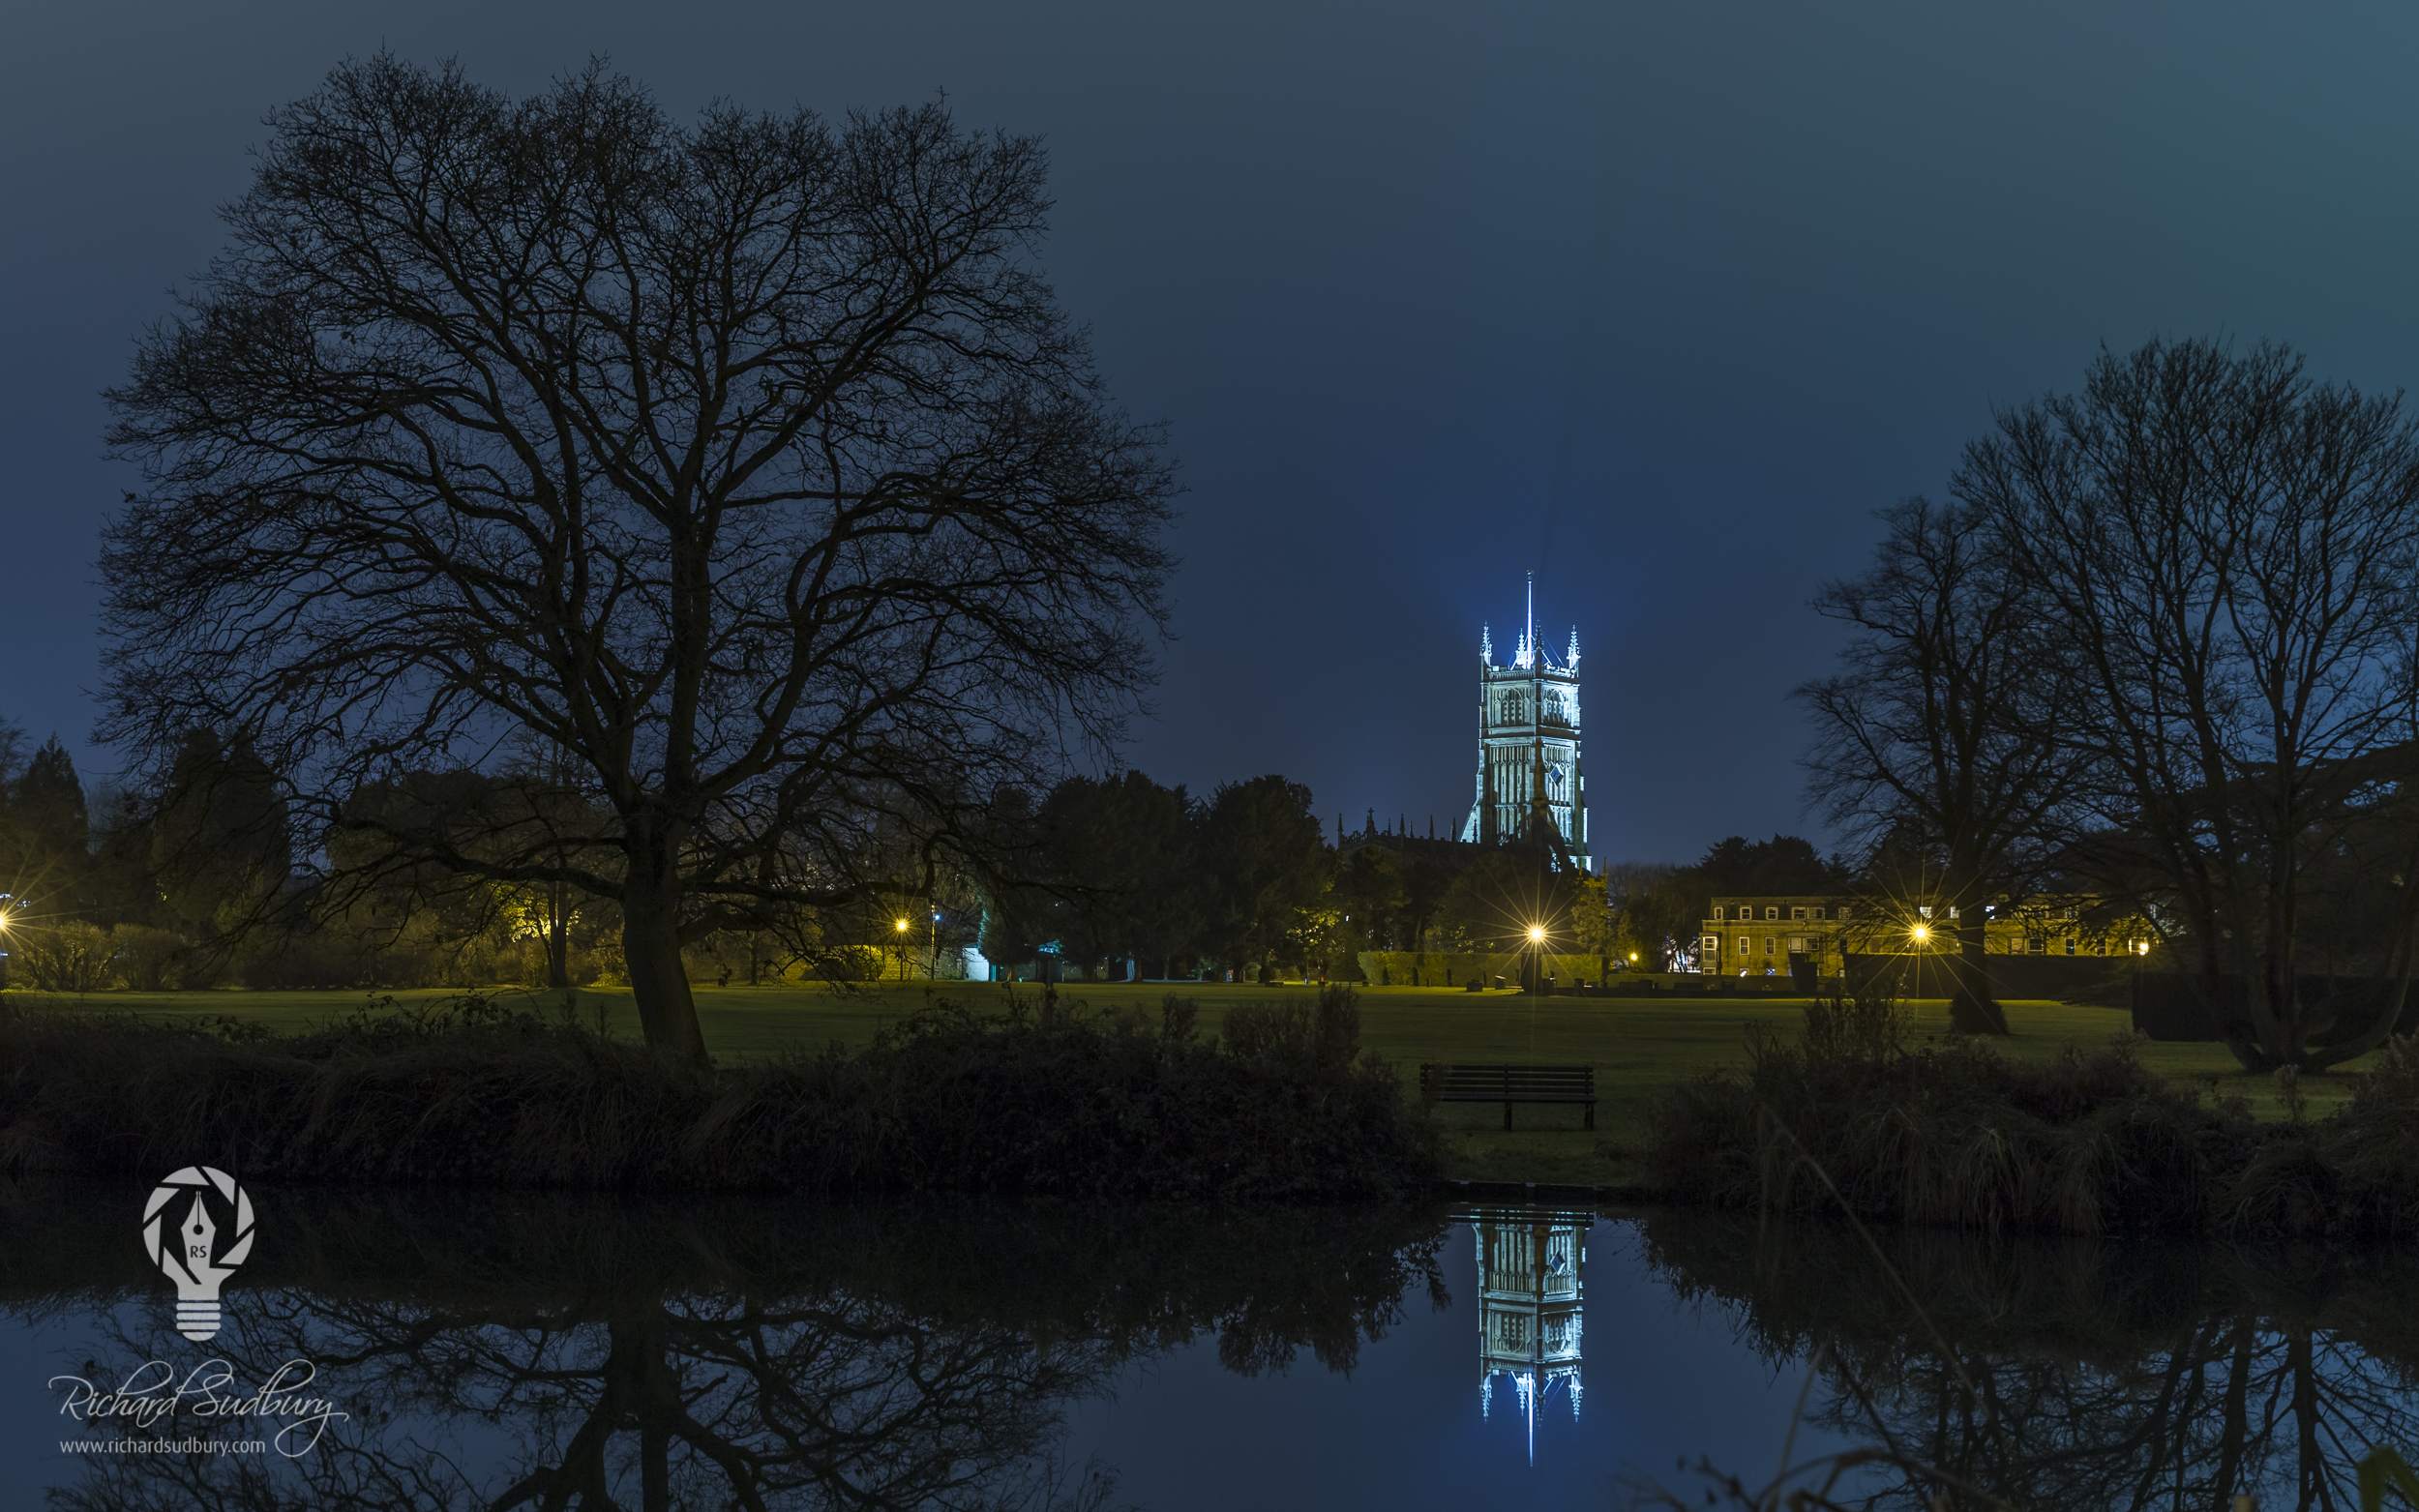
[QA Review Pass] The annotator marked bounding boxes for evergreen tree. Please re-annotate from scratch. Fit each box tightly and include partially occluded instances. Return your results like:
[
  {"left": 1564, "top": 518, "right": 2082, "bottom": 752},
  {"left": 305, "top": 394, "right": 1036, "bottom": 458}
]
[
  {"left": 0, "top": 734, "right": 91, "bottom": 922},
  {"left": 152, "top": 729, "right": 290, "bottom": 936}
]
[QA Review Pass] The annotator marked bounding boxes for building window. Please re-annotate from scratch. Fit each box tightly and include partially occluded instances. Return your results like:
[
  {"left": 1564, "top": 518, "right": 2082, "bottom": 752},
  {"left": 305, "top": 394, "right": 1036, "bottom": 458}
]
[
  {"left": 1919, "top": 905, "right": 1932, "bottom": 919},
  {"left": 1789, "top": 935, "right": 1809, "bottom": 951},
  {"left": 1711, "top": 905, "right": 1723, "bottom": 921},
  {"left": 1810, "top": 906, "right": 1825, "bottom": 920},
  {"left": 1791, "top": 906, "right": 1806, "bottom": 920},
  {"left": 1948, "top": 906, "right": 1959, "bottom": 919},
  {"left": 1764, "top": 937, "right": 1776, "bottom": 956},
  {"left": 1501, "top": 690, "right": 1526, "bottom": 725},
  {"left": 1738, "top": 935, "right": 1749, "bottom": 957},
  {"left": 1764, "top": 906, "right": 1779, "bottom": 921},
  {"left": 2065, "top": 937, "right": 2077, "bottom": 956},
  {"left": 1703, "top": 935, "right": 1718, "bottom": 951},
  {"left": 1837, "top": 905, "right": 1852, "bottom": 921},
  {"left": 2028, "top": 936, "right": 2046, "bottom": 955}
]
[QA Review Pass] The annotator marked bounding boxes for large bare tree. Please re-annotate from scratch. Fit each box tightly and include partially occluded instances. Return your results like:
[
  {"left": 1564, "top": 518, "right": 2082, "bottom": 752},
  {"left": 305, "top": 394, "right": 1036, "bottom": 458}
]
[
  {"left": 99, "top": 56, "right": 1176, "bottom": 1061},
  {"left": 1959, "top": 339, "right": 2419, "bottom": 1072},
  {"left": 1798, "top": 497, "right": 2082, "bottom": 1035}
]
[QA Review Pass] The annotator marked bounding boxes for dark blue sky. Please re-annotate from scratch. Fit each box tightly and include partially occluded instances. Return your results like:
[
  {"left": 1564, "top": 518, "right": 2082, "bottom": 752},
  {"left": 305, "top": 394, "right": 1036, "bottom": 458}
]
[{"left": 8, "top": 1, "right": 2419, "bottom": 860}]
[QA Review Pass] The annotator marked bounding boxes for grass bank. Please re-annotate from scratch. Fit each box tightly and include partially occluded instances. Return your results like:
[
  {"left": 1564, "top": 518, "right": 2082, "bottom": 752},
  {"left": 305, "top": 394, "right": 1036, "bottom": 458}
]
[
  {"left": 15, "top": 980, "right": 2364, "bottom": 1187},
  {"left": 1644, "top": 992, "right": 2419, "bottom": 1236},
  {"left": 0, "top": 988, "right": 1438, "bottom": 1200}
]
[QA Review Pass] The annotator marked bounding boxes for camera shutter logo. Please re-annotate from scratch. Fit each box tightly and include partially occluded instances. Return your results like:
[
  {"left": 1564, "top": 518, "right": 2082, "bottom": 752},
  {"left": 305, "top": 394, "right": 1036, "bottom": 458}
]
[{"left": 143, "top": 1167, "right": 255, "bottom": 1341}]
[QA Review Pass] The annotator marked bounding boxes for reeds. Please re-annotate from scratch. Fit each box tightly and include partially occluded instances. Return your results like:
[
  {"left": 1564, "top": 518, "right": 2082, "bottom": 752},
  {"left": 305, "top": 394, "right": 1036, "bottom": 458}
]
[
  {"left": 1641, "top": 989, "right": 2419, "bottom": 1235},
  {"left": 0, "top": 986, "right": 1440, "bottom": 1200}
]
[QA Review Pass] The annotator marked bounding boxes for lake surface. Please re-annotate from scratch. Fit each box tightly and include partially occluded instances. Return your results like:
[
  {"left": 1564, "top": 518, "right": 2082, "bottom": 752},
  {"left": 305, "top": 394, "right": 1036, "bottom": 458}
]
[{"left": 2, "top": 1178, "right": 2410, "bottom": 1509}]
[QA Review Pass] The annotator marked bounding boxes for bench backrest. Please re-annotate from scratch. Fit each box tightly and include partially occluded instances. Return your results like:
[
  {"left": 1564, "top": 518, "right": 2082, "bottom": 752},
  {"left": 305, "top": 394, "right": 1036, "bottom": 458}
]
[{"left": 1419, "top": 1062, "right": 1595, "bottom": 1098}]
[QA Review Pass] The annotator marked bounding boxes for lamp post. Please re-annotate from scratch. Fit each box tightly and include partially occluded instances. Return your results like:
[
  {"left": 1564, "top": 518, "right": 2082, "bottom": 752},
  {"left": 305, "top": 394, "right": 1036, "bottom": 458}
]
[
  {"left": 1528, "top": 924, "right": 1546, "bottom": 994},
  {"left": 894, "top": 917, "right": 911, "bottom": 980},
  {"left": 927, "top": 910, "right": 941, "bottom": 980}
]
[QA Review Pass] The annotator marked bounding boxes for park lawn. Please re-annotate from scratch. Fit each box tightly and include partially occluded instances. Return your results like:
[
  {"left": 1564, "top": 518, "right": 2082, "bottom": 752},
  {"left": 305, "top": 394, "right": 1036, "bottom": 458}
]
[{"left": 10, "top": 980, "right": 2363, "bottom": 1188}]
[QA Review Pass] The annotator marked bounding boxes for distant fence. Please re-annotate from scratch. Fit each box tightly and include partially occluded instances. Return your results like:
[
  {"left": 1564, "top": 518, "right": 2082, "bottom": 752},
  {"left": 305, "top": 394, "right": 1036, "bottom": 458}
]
[{"left": 2130, "top": 973, "right": 2419, "bottom": 1043}]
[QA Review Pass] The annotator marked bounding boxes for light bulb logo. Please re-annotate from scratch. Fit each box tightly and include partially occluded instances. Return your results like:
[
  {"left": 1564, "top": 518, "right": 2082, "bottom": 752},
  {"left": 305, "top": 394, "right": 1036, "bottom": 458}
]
[{"left": 142, "top": 1167, "right": 255, "bottom": 1342}]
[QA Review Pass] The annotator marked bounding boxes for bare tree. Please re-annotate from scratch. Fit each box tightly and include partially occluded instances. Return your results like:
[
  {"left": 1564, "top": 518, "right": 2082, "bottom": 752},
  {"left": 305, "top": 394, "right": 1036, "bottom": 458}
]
[
  {"left": 1797, "top": 498, "right": 2081, "bottom": 1034},
  {"left": 99, "top": 56, "right": 1177, "bottom": 1060},
  {"left": 1958, "top": 339, "right": 2419, "bottom": 1071}
]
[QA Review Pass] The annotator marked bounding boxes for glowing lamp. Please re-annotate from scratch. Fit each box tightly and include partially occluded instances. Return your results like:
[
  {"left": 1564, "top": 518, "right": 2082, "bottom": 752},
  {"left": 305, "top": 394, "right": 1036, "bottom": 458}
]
[
  {"left": 1911, "top": 925, "right": 1929, "bottom": 943},
  {"left": 894, "top": 919, "right": 909, "bottom": 933},
  {"left": 1528, "top": 926, "right": 1545, "bottom": 943}
]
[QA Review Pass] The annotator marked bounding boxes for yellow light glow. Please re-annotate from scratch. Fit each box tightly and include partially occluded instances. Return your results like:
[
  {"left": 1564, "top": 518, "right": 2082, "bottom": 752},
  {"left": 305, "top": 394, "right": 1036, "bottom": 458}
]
[
  {"left": 1628, "top": 952, "right": 1638, "bottom": 962},
  {"left": 1528, "top": 925, "right": 1545, "bottom": 943},
  {"left": 1911, "top": 924, "right": 1930, "bottom": 943},
  {"left": 894, "top": 919, "right": 910, "bottom": 934}
]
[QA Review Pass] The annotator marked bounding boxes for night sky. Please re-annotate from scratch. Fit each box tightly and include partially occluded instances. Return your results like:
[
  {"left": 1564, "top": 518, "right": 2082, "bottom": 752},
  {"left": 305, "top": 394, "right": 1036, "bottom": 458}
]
[{"left": 8, "top": 2, "right": 2419, "bottom": 861}]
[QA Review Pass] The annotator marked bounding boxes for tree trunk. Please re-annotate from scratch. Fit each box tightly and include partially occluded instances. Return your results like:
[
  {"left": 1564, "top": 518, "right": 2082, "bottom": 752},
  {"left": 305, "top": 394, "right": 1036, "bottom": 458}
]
[
  {"left": 621, "top": 859, "right": 709, "bottom": 1066},
  {"left": 1948, "top": 914, "right": 2010, "bottom": 1035},
  {"left": 545, "top": 875, "right": 570, "bottom": 990}
]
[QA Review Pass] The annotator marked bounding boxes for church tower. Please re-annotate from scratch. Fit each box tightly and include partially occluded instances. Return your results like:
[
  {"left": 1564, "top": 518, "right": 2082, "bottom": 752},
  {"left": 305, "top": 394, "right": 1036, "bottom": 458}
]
[{"left": 1460, "top": 575, "right": 1589, "bottom": 869}]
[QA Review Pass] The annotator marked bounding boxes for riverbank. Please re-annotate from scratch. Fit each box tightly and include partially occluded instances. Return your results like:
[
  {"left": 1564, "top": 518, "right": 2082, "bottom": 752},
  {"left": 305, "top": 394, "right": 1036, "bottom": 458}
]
[
  {"left": 0, "top": 989, "right": 1438, "bottom": 1200},
  {"left": 1641, "top": 992, "right": 2419, "bottom": 1236},
  {"left": 9, "top": 981, "right": 2374, "bottom": 1189}
]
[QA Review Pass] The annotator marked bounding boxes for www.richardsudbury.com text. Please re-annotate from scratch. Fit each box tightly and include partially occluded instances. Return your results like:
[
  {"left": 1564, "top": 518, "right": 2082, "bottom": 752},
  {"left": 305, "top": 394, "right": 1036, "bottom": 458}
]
[
  {"left": 48, "top": 1359, "right": 344, "bottom": 1459},
  {"left": 61, "top": 1437, "right": 267, "bottom": 1455}
]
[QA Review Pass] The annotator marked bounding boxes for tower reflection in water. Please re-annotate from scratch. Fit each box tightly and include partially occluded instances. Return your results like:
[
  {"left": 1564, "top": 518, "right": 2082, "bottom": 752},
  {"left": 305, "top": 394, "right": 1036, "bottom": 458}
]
[{"left": 1459, "top": 1205, "right": 1590, "bottom": 1465}]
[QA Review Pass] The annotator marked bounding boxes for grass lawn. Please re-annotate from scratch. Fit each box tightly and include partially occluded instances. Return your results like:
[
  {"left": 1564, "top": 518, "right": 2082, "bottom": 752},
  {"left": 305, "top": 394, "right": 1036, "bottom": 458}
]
[{"left": 10, "top": 979, "right": 2364, "bottom": 1188}]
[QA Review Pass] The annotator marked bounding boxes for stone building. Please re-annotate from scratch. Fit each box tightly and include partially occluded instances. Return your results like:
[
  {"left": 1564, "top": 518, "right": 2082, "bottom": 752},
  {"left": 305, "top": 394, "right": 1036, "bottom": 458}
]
[
  {"left": 1696, "top": 894, "right": 2152, "bottom": 976},
  {"left": 1459, "top": 574, "right": 1590, "bottom": 871}
]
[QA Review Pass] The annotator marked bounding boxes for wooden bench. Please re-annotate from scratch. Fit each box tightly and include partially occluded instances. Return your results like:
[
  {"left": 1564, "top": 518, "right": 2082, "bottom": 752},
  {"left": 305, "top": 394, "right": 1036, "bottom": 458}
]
[{"left": 1418, "top": 1063, "right": 1597, "bottom": 1130}]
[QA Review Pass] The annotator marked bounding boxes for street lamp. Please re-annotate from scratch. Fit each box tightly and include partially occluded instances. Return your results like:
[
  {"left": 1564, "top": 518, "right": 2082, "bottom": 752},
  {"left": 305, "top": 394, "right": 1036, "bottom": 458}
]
[{"left": 894, "top": 917, "right": 911, "bottom": 980}]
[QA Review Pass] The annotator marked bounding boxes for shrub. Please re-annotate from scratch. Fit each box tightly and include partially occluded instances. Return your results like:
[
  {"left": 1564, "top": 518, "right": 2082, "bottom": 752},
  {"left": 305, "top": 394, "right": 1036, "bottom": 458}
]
[
  {"left": 108, "top": 926, "right": 194, "bottom": 992},
  {"left": 0, "top": 984, "right": 1439, "bottom": 1201},
  {"left": 1643, "top": 998, "right": 2255, "bottom": 1234},
  {"left": 11, "top": 923, "right": 117, "bottom": 993}
]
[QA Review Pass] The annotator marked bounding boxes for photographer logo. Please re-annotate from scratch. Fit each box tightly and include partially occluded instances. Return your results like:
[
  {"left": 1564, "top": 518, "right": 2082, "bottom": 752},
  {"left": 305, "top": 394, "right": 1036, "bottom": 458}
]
[{"left": 142, "top": 1168, "right": 254, "bottom": 1342}]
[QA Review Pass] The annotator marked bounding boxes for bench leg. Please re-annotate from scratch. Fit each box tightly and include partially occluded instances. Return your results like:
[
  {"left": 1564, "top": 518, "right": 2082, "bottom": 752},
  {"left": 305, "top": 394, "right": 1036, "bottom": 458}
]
[
  {"left": 1584, "top": 1102, "right": 1595, "bottom": 1131},
  {"left": 1504, "top": 1102, "right": 1513, "bottom": 1131}
]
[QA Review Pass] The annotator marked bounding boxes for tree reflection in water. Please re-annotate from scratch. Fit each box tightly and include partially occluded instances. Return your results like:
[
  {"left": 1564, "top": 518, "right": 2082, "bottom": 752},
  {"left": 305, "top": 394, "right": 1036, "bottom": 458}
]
[
  {"left": 1636, "top": 1210, "right": 2419, "bottom": 1510},
  {"left": 3, "top": 1186, "right": 1448, "bottom": 1511}
]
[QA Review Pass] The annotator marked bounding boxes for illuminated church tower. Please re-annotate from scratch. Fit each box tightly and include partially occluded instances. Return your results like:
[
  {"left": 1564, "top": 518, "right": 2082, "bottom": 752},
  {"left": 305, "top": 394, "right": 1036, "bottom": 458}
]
[{"left": 1460, "top": 574, "right": 1589, "bottom": 869}]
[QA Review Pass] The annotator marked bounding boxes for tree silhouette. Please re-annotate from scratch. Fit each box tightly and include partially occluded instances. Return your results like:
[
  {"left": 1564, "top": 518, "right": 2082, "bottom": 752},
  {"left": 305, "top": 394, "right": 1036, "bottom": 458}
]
[{"left": 100, "top": 55, "right": 1175, "bottom": 1061}]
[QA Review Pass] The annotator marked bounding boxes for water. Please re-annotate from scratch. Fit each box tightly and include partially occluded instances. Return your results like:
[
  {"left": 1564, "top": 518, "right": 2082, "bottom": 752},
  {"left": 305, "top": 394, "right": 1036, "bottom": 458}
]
[{"left": 4, "top": 1179, "right": 2408, "bottom": 1508}]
